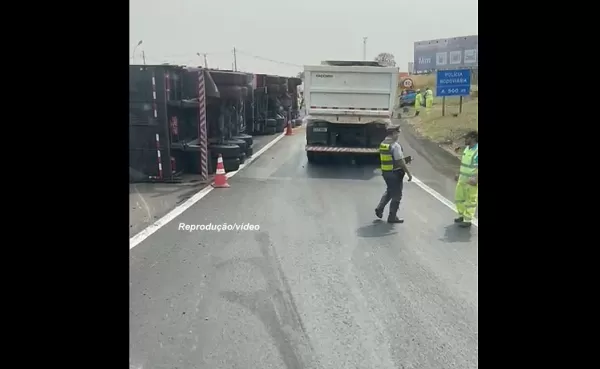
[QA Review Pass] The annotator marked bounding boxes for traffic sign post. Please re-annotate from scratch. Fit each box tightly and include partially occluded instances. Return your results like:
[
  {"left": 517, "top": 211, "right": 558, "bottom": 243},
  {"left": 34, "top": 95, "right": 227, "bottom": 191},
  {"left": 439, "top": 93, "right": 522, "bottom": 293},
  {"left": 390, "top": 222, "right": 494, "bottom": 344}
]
[
  {"left": 436, "top": 69, "right": 471, "bottom": 116},
  {"left": 401, "top": 78, "right": 414, "bottom": 89}
]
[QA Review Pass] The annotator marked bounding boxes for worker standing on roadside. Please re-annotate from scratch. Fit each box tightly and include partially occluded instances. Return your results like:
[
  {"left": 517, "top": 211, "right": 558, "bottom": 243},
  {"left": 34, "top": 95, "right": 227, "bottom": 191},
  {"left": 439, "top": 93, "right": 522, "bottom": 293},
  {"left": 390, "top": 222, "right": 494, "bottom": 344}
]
[
  {"left": 375, "top": 126, "right": 413, "bottom": 223},
  {"left": 454, "top": 130, "right": 478, "bottom": 228},
  {"left": 414, "top": 89, "right": 423, "bottom": 116},
  {"left": 425, "top": 86, "right": 434, "bottom": 108}
]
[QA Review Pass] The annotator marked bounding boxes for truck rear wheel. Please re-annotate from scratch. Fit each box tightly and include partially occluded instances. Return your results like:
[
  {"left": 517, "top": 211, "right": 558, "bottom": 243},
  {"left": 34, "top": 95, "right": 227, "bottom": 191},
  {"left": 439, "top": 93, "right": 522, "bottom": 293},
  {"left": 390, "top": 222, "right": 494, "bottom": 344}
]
[{"left": 306, "top": 152, "right": 318, "bottom": 164}]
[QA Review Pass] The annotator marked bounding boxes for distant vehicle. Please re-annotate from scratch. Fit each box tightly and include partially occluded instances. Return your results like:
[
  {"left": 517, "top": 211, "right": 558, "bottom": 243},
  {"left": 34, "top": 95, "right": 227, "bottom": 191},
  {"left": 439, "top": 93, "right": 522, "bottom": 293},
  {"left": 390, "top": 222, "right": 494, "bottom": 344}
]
[{"left": 399, "top": 89, "right": 416, "bottom": 107}]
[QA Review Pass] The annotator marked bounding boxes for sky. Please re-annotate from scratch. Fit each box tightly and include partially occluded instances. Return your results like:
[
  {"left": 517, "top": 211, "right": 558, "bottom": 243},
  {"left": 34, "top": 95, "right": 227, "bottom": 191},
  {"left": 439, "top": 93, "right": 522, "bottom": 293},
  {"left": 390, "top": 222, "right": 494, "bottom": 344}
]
[{"left": 130, "top": 0, "right": 478, "bottom": 77}]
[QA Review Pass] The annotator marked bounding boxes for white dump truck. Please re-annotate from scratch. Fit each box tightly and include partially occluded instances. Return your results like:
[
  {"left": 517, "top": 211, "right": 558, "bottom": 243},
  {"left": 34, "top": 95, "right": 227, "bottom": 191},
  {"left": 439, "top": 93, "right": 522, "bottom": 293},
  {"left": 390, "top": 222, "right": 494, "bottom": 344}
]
[{"left": 303, "top": 60, "right": 398, "bottom": 163}]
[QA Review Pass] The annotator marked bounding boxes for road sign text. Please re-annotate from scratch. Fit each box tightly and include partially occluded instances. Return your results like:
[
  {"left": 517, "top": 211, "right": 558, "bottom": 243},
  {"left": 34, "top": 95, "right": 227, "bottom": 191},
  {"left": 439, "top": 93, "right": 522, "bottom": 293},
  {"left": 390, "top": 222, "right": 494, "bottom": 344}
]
[{"left": 436, "top": 69, "right": 471, "bottom": 97}]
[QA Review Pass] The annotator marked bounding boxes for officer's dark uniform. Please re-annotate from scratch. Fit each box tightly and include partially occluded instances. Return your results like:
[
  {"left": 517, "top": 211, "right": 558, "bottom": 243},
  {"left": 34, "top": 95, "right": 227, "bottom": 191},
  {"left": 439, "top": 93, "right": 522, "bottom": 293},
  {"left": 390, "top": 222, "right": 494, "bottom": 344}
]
[{"left": 375, "top": 127, "right": 405, "bottom": 223}]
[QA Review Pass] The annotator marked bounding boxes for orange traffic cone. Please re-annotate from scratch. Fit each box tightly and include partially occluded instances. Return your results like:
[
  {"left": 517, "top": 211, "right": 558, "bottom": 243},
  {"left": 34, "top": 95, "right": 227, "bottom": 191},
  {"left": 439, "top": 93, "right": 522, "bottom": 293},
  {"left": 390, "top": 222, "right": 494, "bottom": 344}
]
[
  {"left": 285, "top": 119, "right": 293, "bottom": 136},
  {"left": 212, "top": 154, "right": 230, "bottom": 188}
]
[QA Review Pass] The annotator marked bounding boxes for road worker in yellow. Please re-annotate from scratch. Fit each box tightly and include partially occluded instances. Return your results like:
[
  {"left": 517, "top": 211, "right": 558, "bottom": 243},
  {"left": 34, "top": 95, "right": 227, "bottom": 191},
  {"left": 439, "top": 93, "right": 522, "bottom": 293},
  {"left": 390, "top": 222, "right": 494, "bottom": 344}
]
[
  {"left": 424, "top": 87, "right": 433, "bottom": 108},
  {"left": 454, "top": 130, "right": 478, "bottom": 228},
  {"left": 414, "top": 89, "right": 423, "bottom": 116},
  {"left": 375, "top": 126, "right": 413, "bottom": 223}
]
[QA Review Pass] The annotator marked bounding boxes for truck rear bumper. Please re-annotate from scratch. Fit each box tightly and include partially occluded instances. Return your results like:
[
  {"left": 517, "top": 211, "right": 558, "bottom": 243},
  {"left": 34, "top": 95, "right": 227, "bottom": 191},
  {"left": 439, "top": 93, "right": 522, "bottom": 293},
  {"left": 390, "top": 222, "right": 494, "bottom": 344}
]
[{"left": 305, "top": 146, "right": 379, "bottom": 154}]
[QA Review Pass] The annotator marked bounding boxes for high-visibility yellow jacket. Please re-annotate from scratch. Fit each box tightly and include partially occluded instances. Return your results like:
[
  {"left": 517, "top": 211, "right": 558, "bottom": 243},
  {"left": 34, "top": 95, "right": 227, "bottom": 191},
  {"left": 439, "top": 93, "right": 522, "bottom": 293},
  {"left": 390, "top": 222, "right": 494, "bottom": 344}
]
[
  {"left": 458, "top": 144, "right": 478, "bottom": 183},
  {"left": 415, "top": 93, "right": 423, "bottom": 108}
]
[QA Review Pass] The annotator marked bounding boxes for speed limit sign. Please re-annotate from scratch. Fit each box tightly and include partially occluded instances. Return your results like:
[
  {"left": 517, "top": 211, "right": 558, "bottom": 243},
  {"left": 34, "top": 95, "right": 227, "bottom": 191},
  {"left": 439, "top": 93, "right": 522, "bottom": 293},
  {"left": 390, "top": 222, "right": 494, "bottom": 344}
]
[{"left": 402, "top": 78, "right": 414, "bottom": 88}]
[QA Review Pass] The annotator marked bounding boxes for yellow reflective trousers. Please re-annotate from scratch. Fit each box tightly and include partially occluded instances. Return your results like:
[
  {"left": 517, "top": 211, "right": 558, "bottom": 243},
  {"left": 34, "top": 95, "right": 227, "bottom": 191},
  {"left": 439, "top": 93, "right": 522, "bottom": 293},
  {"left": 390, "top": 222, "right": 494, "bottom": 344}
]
[
  {"left": 425, "top": 96, "right": 433, "bottom": 108},
  {"left": 455, "top": 182, "right": 478, "bottom": 222}
]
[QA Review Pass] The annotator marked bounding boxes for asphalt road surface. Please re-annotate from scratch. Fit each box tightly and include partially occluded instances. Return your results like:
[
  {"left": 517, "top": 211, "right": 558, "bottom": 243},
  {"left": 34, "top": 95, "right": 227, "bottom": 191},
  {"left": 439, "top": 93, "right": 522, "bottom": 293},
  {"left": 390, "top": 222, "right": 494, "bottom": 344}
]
[{"left": 130, "top": 128, "right": 478, "bottom": 369}]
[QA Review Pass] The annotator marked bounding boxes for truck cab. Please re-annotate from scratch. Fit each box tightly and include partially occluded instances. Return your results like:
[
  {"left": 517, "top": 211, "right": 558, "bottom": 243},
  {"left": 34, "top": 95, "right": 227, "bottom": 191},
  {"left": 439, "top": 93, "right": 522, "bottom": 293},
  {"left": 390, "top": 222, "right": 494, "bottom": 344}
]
[{"left": 303, "top": 61, "right": 398, "bottom": 163}]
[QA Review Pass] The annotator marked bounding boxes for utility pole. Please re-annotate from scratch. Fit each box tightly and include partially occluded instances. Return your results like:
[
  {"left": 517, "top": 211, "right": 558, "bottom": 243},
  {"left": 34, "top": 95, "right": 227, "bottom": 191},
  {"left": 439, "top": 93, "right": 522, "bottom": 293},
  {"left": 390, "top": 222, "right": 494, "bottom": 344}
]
[
  {"left": 362, "top": 37, "right": 368, "bottom": 60},
  {"left": 197, "top": 52, "right": 208, "bottom": 68},
  {"left": 142, "top": 50, "right": 146, "bottom": 65},
  {"left": 233, "top": 47, "right": 237, "bottom": 71},
  {"left": 132, "top": 40, "right": 143, "bottom": 63}
]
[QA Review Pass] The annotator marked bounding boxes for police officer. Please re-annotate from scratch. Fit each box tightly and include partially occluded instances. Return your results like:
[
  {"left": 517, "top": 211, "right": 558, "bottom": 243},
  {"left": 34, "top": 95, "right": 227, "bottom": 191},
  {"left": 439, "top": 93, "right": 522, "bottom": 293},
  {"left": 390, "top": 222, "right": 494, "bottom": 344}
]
[
  {"left": 414, "top": 89, "right": 423, "bottom": 116},
  {"left": 375, "top": 126, "right": 413, "bottom": 223},
  {"left": 454, "top": 130, "right": 478, "bottom": 228},
  {"left": 425, "top": 86, "right": 434, "bottom": 108}
]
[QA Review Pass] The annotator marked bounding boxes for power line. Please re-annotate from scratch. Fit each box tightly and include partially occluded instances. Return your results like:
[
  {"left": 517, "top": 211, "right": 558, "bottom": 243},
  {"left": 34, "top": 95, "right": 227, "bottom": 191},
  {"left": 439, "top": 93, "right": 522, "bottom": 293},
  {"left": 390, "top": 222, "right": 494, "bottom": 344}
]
[
  {"left": 139, "top": 51, "right": 229, "bottom": 62},
  {"left": 235, "top": 49, "right": 302, "bottom": 67},
  {"left": 132, "top": 49, "right": 304, "bottom": 71}
]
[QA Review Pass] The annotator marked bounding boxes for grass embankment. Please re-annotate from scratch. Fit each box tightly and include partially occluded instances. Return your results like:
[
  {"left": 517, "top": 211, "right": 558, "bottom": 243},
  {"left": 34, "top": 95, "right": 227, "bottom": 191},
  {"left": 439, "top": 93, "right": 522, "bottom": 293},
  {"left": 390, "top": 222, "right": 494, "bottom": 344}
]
[{"left": 404, "top": 96, "right": 478, "bottom": 158}]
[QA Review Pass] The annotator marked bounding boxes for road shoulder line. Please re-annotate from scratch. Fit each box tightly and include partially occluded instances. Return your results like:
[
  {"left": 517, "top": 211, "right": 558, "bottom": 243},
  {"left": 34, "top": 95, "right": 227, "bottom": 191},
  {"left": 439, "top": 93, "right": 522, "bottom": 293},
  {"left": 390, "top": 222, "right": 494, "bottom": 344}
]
[{"left": 411, "top": 176, "right": 478, "bottom": 227}]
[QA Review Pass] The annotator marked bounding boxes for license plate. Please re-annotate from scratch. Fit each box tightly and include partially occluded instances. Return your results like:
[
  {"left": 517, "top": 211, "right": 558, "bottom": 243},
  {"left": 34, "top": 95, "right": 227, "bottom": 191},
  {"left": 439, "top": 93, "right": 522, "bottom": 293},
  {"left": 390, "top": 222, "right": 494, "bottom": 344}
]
[{"left": 313, "top": 127, "right": 327, "bottom": 132}]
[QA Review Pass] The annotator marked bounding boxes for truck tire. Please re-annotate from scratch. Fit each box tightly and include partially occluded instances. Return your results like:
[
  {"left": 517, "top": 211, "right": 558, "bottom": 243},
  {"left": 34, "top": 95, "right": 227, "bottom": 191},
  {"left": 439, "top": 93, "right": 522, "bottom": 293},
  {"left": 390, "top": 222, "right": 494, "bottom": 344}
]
[
  {"left": 208, "top": 138, "right": 246, "bottom": 150},
  {"left": 209, "top": 144, "right": 240, "bottom": 159},
  {"left": 307, "top": 152, "right": 318, "bottom": 164},
  {"left": 231, "top": 134, "right": 253, "bottom": 147},
  {"left": 238, "top": 152, "right": 246, "bottom": 164},
  {"left": 210, "top": 156, "right": 241, "bottom": 172},
  {"left": 222, "top": 139, "right": 247, "bottom": 152},
  {"left": 246, "top": 146, "right": 254, "bottom": 157},
  {"left": 264, "top": 126, "right": 277, "bottom": 135},
  {"left": 265, "top": 118, "right": 277, "bottom": 127},
  {"left": 224, "top": 157, "right": 241, "bottom": 172},
  {"left": 275, "top": 118, "right": 285, "bottom": 132}
]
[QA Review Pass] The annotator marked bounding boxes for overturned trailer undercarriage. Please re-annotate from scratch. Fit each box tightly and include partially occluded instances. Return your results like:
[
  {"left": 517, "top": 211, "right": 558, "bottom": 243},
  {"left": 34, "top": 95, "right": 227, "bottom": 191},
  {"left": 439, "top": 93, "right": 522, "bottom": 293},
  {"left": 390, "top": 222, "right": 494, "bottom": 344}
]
[{"left": 129, "top": 65, "right": 302, "bottom": 182}]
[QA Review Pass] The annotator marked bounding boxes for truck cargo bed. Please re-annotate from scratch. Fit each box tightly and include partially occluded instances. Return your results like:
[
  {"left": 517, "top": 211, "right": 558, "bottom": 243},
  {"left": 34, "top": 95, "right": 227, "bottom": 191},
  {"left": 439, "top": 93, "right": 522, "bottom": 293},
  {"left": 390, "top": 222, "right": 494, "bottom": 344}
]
[{"left": 303, "top": 61, "right": 398, "bottom": 163}]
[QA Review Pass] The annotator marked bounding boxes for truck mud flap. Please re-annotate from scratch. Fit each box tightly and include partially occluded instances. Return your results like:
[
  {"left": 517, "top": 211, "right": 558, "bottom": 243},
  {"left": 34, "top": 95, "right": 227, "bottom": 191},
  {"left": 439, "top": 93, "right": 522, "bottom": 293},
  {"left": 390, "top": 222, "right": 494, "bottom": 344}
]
[{"left": 305, "top": 146, "right": 379, "bottom": 154}]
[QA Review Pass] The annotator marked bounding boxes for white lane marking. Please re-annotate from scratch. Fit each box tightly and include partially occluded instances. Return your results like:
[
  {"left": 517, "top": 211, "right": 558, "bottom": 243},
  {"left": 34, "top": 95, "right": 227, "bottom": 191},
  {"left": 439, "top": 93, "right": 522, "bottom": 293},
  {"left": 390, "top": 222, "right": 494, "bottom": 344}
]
[
  {"left": 410, "top": 177, "right": 478, "bottom": 227},
  {"left": 129, "top": 132, "right": 287, "bottom": 249}
]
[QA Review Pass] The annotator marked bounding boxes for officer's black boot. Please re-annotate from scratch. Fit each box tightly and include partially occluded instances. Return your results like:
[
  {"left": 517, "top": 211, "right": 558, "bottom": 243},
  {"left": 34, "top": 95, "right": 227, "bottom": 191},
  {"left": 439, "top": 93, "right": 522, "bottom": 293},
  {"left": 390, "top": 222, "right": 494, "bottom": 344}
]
[
  {"left": 387, "top": 200, "right": 404, "bottom": 223},
  {"left": 454, "top": 216, "right": 464, "bottom": 223}
]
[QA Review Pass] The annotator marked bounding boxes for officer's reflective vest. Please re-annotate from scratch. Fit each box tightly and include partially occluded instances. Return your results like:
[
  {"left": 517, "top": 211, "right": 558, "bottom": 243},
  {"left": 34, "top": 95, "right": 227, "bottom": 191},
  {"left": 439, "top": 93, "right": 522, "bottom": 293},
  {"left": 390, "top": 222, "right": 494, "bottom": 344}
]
[
  {"left": 459, "top": 145, "right": 478, "bottom": 183},
  {"left": 380, "top": 138, "right": 401, "bottom": 172}
]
